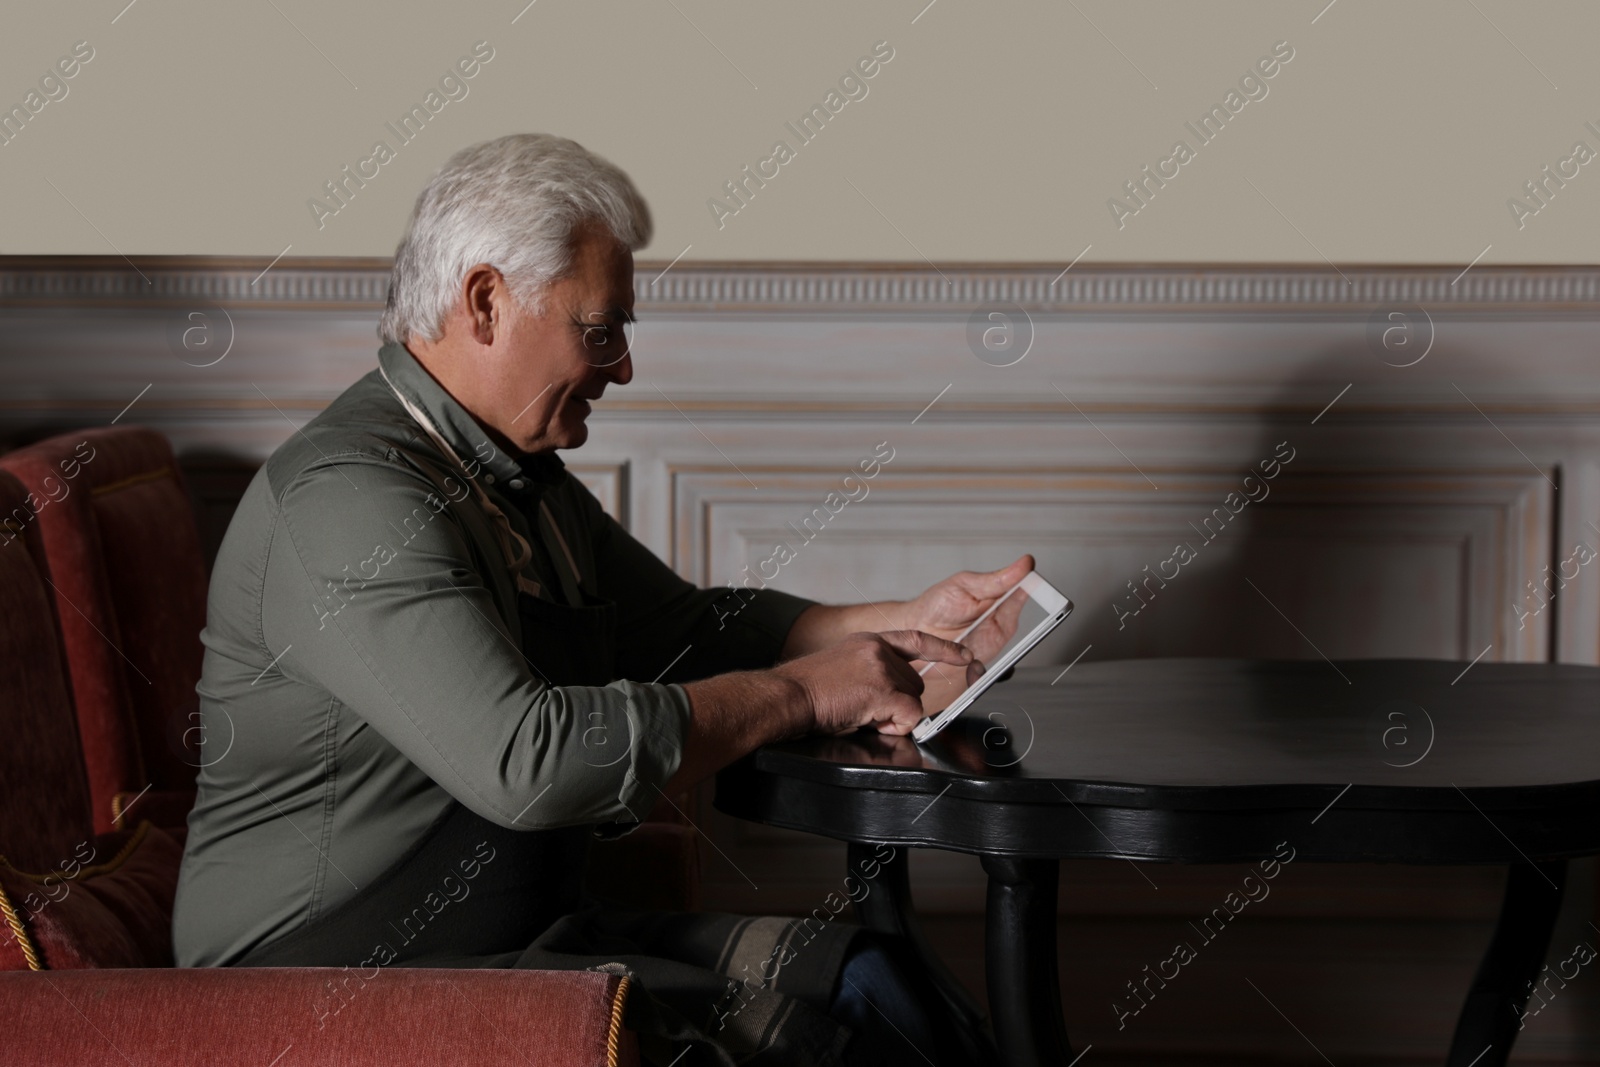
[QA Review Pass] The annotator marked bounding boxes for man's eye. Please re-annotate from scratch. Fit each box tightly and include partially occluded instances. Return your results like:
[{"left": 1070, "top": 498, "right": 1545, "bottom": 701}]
[{"left": 581, "top": 324, "right": 613, "bottom": 347}]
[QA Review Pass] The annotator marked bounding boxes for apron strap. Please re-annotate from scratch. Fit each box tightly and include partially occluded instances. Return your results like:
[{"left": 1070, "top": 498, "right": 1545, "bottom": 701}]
[
  {"left": 538, "top": 499, "right": 584, "bottom": 608},
  {"left": 380, "top": 366, "right": 571, "bottom": 604}
]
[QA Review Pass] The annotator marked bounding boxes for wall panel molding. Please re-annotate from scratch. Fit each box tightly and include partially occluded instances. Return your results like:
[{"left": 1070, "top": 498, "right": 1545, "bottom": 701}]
[
  {"left": 568, "top": 462, "right": 628, "bottom": 528},
  {"left": 3, "top": 258, "right": 1600, "bottom": 312},
  {"left": 671, "top": 464, "right": 1553, "bottom": 663}
]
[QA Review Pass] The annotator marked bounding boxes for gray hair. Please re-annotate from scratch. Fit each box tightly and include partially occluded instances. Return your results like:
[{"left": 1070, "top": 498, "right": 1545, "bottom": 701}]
[{"left": 379, "top": 134, "right": 652, "bottom": 345}]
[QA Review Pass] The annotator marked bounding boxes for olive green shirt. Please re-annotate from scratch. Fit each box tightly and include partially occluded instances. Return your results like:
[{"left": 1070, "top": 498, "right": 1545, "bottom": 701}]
[{"left": 172, "top": 342, "right": 814, "bottom": 967}]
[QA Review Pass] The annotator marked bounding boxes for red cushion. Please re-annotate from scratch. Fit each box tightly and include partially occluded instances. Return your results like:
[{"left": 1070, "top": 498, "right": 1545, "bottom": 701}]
[
  {"left": 0, "top": 428, "right": 208, "bottom": 833},
  {"left": 0, "top": 820, "right": 182, "bottom": 970},
  {"left": 0, "top": 967, "right": 639, "bottom": 1066}
]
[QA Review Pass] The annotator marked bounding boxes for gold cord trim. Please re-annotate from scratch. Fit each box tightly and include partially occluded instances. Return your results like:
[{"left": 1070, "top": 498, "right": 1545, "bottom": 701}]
[
  {"left": 0, "top": 820, "right": 150, "bottom": 883},
  {"left": 606, "top": 974, "right": 631, "bottom": 1067},
  {"left": 0, "top": 822, "right": 160, "bottom": 971},
  {"left": 0, "top": 879, "right": 44, "bottom": 969},
  {"left": 90, "top": 468, "right": 172, "bottom": 498},
  {"left": 109, "top": 789, "right": 155, "bottom": 832}
]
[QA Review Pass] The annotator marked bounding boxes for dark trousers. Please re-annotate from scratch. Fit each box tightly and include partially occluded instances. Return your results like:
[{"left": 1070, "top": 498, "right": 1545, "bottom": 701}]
[{"left": 829, "top": 933, "right": 1001, "bottom": 1067}]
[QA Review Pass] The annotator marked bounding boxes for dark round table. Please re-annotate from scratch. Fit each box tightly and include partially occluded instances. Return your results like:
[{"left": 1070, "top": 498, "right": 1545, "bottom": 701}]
[{"left": 714, "top": 658, "right": 1600, "bottom": 1067}]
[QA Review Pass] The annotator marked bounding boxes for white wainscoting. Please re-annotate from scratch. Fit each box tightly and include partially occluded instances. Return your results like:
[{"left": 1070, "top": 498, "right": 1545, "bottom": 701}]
[{"left": 4, "top": 259, "right": 1598, "bottom": 921}]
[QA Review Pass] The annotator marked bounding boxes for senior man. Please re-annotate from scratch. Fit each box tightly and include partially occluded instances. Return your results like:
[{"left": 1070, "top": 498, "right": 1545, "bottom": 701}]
[{"left": 173, "top": 134, "right": 1027, "bottom": 1067}]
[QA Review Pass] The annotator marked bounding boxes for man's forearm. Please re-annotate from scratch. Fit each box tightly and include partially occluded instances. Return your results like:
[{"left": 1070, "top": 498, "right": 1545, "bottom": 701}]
[
  {"left": 666, "top": 670, "right": 812, "bottom": 793},
  {"left": 662, "top": 604, "right": 902, "bottom": 797},
  {"left": 780, "top": 601, "right": 912, "bottom": 659}
]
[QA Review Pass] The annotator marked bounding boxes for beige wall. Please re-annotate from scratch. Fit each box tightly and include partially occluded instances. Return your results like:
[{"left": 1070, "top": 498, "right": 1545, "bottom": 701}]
[{"left": 2, "top": 0, "right": 1596, "bottom": 264}]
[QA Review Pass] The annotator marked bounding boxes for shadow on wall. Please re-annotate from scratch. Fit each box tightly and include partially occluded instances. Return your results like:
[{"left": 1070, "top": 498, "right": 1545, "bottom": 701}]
[{"left": 1067, "top": 339, "right": 1527, "bottom": 669}]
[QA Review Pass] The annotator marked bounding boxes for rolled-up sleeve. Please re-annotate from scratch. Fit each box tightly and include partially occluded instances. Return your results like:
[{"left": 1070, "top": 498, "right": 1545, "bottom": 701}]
[{"left": 261, "top": 455, "right": 689, "bottom": 830}]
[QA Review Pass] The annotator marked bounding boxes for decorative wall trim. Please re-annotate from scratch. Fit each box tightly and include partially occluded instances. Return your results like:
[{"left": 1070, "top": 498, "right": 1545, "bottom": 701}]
[
  {"left": 0, "top": 258, "right": 393, "bottom": 309},
  {"left": 1, "top": 258, "right": 1597, "bottom": 313}
]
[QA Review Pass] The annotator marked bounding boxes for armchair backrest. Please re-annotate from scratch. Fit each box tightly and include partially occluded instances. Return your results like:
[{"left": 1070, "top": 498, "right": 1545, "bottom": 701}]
[
  {"left": 0, "top": 428, "right": 208, "bottom": 833},
  {"left": 0, "top": 470, "right": 95, "bottom": 872}
]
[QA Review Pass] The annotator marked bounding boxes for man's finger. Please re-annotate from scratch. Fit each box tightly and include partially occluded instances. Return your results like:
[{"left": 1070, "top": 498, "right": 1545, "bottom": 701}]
[
  {"left": 875, "top": 698, "right": 927, "bottom": 735},
  {"left": 877, "top": 629, "right": 973, "bottom": 668},
  {"left": 960, "top": 554, "right": 1035, "bottom": 598},
  {"left": 966, "top": 575, "right": 1030, "bottom": 652},
  {"left": 992, "top": 581, "right": 1028, "bottom": 632}
]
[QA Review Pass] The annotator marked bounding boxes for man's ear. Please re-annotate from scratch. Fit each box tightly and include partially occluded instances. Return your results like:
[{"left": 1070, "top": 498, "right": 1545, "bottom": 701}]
[{"left": 461, "top": 263, "right": 505, "bottom": 346}]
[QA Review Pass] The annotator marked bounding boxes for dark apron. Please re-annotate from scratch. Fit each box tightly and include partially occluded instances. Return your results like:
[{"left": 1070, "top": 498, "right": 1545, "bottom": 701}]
[{"left": 239, "top": 525, "right": 863, "bottom": 1065}]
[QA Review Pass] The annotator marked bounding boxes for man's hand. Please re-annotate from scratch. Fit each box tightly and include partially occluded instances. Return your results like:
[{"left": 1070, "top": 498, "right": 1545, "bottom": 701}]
[
  {"left": 773, "top": 630, "right": 983, "bottom": 737},
  {"left": 778, "top": 554, "right": 1038, "bottom": 662},
  {"left": 668, "top": 629, "right": 981, "bottom": 794},
  {"left": 903, "top": 555, "right": 1034, "bottom": 713}
]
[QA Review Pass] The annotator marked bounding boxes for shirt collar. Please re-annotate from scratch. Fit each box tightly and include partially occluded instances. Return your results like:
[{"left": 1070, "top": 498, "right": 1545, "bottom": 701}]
[{"left": 378, "top": 341, "right": 567, "bottom": 490}]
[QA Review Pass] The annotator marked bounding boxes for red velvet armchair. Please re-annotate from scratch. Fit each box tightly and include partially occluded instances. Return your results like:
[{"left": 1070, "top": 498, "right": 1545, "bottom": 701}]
[
  {"left": 0, "top": 426, "right": 699, "bottom": 909},
  {"left": 0, "top": 449, "right": 645, "bottom": 1065}
]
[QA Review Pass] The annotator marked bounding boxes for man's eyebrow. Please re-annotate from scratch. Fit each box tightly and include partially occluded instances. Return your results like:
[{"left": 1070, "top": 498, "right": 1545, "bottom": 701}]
[{"left": 578, "top": 306, "right": 634, "bottom": 325}]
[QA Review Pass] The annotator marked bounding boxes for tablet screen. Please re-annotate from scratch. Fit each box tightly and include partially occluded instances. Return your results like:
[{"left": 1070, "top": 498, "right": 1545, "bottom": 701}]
[{"left": 912, "top": 571, "right": 1073, "bottom": 744}]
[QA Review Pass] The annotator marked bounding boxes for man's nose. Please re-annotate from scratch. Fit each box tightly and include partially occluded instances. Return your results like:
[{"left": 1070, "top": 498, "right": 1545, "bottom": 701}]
[{"left": 605, "top": 351, "right": 633, "bottom": 386}]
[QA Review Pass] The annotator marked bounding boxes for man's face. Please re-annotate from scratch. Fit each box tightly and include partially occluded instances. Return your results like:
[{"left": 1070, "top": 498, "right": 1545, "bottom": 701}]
[{"left": 492, "top": 219, "right": 635, "bottom": 454}]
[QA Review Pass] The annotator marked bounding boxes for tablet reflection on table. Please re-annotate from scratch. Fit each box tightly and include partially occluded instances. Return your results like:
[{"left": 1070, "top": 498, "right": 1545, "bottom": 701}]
[{"left": 810, "top": 712, "right": 1032, "bottom": 778}]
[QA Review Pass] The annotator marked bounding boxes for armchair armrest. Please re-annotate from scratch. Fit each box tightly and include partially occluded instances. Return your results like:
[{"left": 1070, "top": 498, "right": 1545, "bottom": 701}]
[{"left": 0, "top": 967, "right": 637, "bottom": 1066}]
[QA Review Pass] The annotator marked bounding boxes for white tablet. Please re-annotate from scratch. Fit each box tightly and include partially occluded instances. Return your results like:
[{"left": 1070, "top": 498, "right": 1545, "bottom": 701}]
[{"left": 912, "top": 571, "right": 1073, "bottom": 744}]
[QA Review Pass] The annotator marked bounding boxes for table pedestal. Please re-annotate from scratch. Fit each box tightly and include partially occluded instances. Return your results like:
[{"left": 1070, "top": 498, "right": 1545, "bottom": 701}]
[
  {"left": 1446, "top": 860, "right": 1568, "bottom": 1067},
  {"left": 847, "top": 848, "right": 1568, "bottom": 1065},
  {"left": 981, "top": 854, "right": 1075, "bottom": 1067}
]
